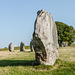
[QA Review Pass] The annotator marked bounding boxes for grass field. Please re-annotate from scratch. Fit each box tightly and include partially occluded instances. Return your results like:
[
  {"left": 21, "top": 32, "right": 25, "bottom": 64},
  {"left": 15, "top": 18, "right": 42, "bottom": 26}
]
[
  {"left": 0, "top": 46, "right": 30, "bottom": 51},
  {"left": 0, "top": 47, "right": 75, "bottom": 75}
]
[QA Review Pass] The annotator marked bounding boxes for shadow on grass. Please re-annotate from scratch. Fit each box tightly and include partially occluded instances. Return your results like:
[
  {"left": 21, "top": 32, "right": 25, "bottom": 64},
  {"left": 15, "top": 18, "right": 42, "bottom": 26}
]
[
  {"left": 0, "top": 59, "right": 62, "bottom": 67},
  {"left": 0, "top": 60, "right": 35, "bottom": 67},
  {"left": 0, "top": 59, "right": 75, "bottom": 74}
]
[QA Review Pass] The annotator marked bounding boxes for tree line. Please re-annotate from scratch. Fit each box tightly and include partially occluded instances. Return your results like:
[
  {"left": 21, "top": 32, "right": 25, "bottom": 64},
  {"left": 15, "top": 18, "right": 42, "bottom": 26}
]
[{"left": 56, "top": 21, "right": 75, "bottom": 46}]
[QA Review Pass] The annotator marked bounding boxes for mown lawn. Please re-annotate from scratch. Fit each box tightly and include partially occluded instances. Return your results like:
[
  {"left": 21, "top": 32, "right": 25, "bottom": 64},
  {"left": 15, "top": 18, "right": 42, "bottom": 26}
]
[{"left": 0, "top": 47, "right": 75, "bottom": 75}]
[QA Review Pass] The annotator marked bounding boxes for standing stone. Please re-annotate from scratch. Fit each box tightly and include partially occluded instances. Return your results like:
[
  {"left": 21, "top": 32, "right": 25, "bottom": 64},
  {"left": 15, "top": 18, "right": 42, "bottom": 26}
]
[
  {"left": 32, "top": 9, "right": 59, "bottom": 65},
  {"left": 61, "top": 42, "right": 68, "bottom": 47},
  {"left": 20, "top": 42, "right": 25, "bottom": 51},
  {"left": 9, "top": 42, "right": 14, "bottom": 52},
  {"left": 30, "top": 39, "right": 34, "bottom": 52}
]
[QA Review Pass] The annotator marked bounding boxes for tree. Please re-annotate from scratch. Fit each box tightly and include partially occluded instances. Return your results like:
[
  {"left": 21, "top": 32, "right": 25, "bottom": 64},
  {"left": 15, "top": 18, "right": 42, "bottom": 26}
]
[{"left": 55, "top": 21, "right": 75, "bottom": 46}]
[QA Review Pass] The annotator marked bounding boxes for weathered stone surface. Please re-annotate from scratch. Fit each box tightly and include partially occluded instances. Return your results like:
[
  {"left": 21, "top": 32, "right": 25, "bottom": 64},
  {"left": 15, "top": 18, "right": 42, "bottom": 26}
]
[
  {"left": 61, "top": 42, "right": 68, "bottom": 47},
  {"left": 30, "top": 39, "right": 34, "bottom": 52},
  {"left": 20, "top": 42, "right": 25, "bottom": 51},
  {"left": 9, "top": 42, "right": 14, "bottom": 52},
  {"left": 32, "top": 9, "right": 59, "bottom": 65}
]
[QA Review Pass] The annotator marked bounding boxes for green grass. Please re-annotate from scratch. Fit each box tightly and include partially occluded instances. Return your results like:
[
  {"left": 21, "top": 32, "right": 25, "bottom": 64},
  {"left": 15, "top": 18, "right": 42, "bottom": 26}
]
[
  {"left": 0, "top": 46, "right": 30, "bottom": 51},
  {"left": 0, "top": 47, "right": 75, "bottom": 75},
  {"left": 14, "top": 46, "right": 30, "bottom": 50},
  {"left": 0, "top": 47, "right": 9, "bottom": 51},
  {"left": 71, "top": 44, "right": 75, "bottom": 47}
]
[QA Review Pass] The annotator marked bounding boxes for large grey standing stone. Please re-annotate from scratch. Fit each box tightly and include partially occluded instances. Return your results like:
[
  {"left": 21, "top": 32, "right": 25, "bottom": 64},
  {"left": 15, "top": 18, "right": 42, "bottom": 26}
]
[
  {"left": 30, "top": 39, "right": 34, "bottom": 52},
  {"left": 20, "top": 42, "right": 25, "bottom": 51},
  {"left": 32, "top": 9, "right": 59, "bottom": 65},
  {"left": 9, "top": 42, "right": 14, "bottom": 52}
]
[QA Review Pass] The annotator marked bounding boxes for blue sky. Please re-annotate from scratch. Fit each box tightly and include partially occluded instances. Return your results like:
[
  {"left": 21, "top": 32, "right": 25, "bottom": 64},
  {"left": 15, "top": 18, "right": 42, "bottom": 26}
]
[{"left": 0, "top": 0, "right": 75, "bottom": 48}]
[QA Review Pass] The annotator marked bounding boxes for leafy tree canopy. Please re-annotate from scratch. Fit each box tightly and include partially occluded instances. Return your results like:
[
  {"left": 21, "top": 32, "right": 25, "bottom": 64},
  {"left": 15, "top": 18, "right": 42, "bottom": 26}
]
[{"left": 55, "top": 21, "right": 75, "bottom": 46}]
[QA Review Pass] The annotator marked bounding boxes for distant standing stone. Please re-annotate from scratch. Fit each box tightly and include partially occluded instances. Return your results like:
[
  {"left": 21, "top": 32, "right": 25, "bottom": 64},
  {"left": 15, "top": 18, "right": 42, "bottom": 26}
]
[
  {"left": 20, "top": 42, "right": 25, "bottom": 51},
  {"left": 61, "top": 42, "right": 68, "bottom": 47},
  {"left": 9, "top": 42, "right": 14, "bottom": 52},
  {"left": 32, "top": 9, "right": 59, "bottom": 65},
  {"left": 30, "top": 39, "right": 34, "bottom": 52}
]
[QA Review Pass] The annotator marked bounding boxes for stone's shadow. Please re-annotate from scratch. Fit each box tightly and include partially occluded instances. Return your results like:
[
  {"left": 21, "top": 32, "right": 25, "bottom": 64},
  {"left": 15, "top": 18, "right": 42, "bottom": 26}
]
[{"left": 0, "top": 60, "right": 35, "bottom": 67}]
